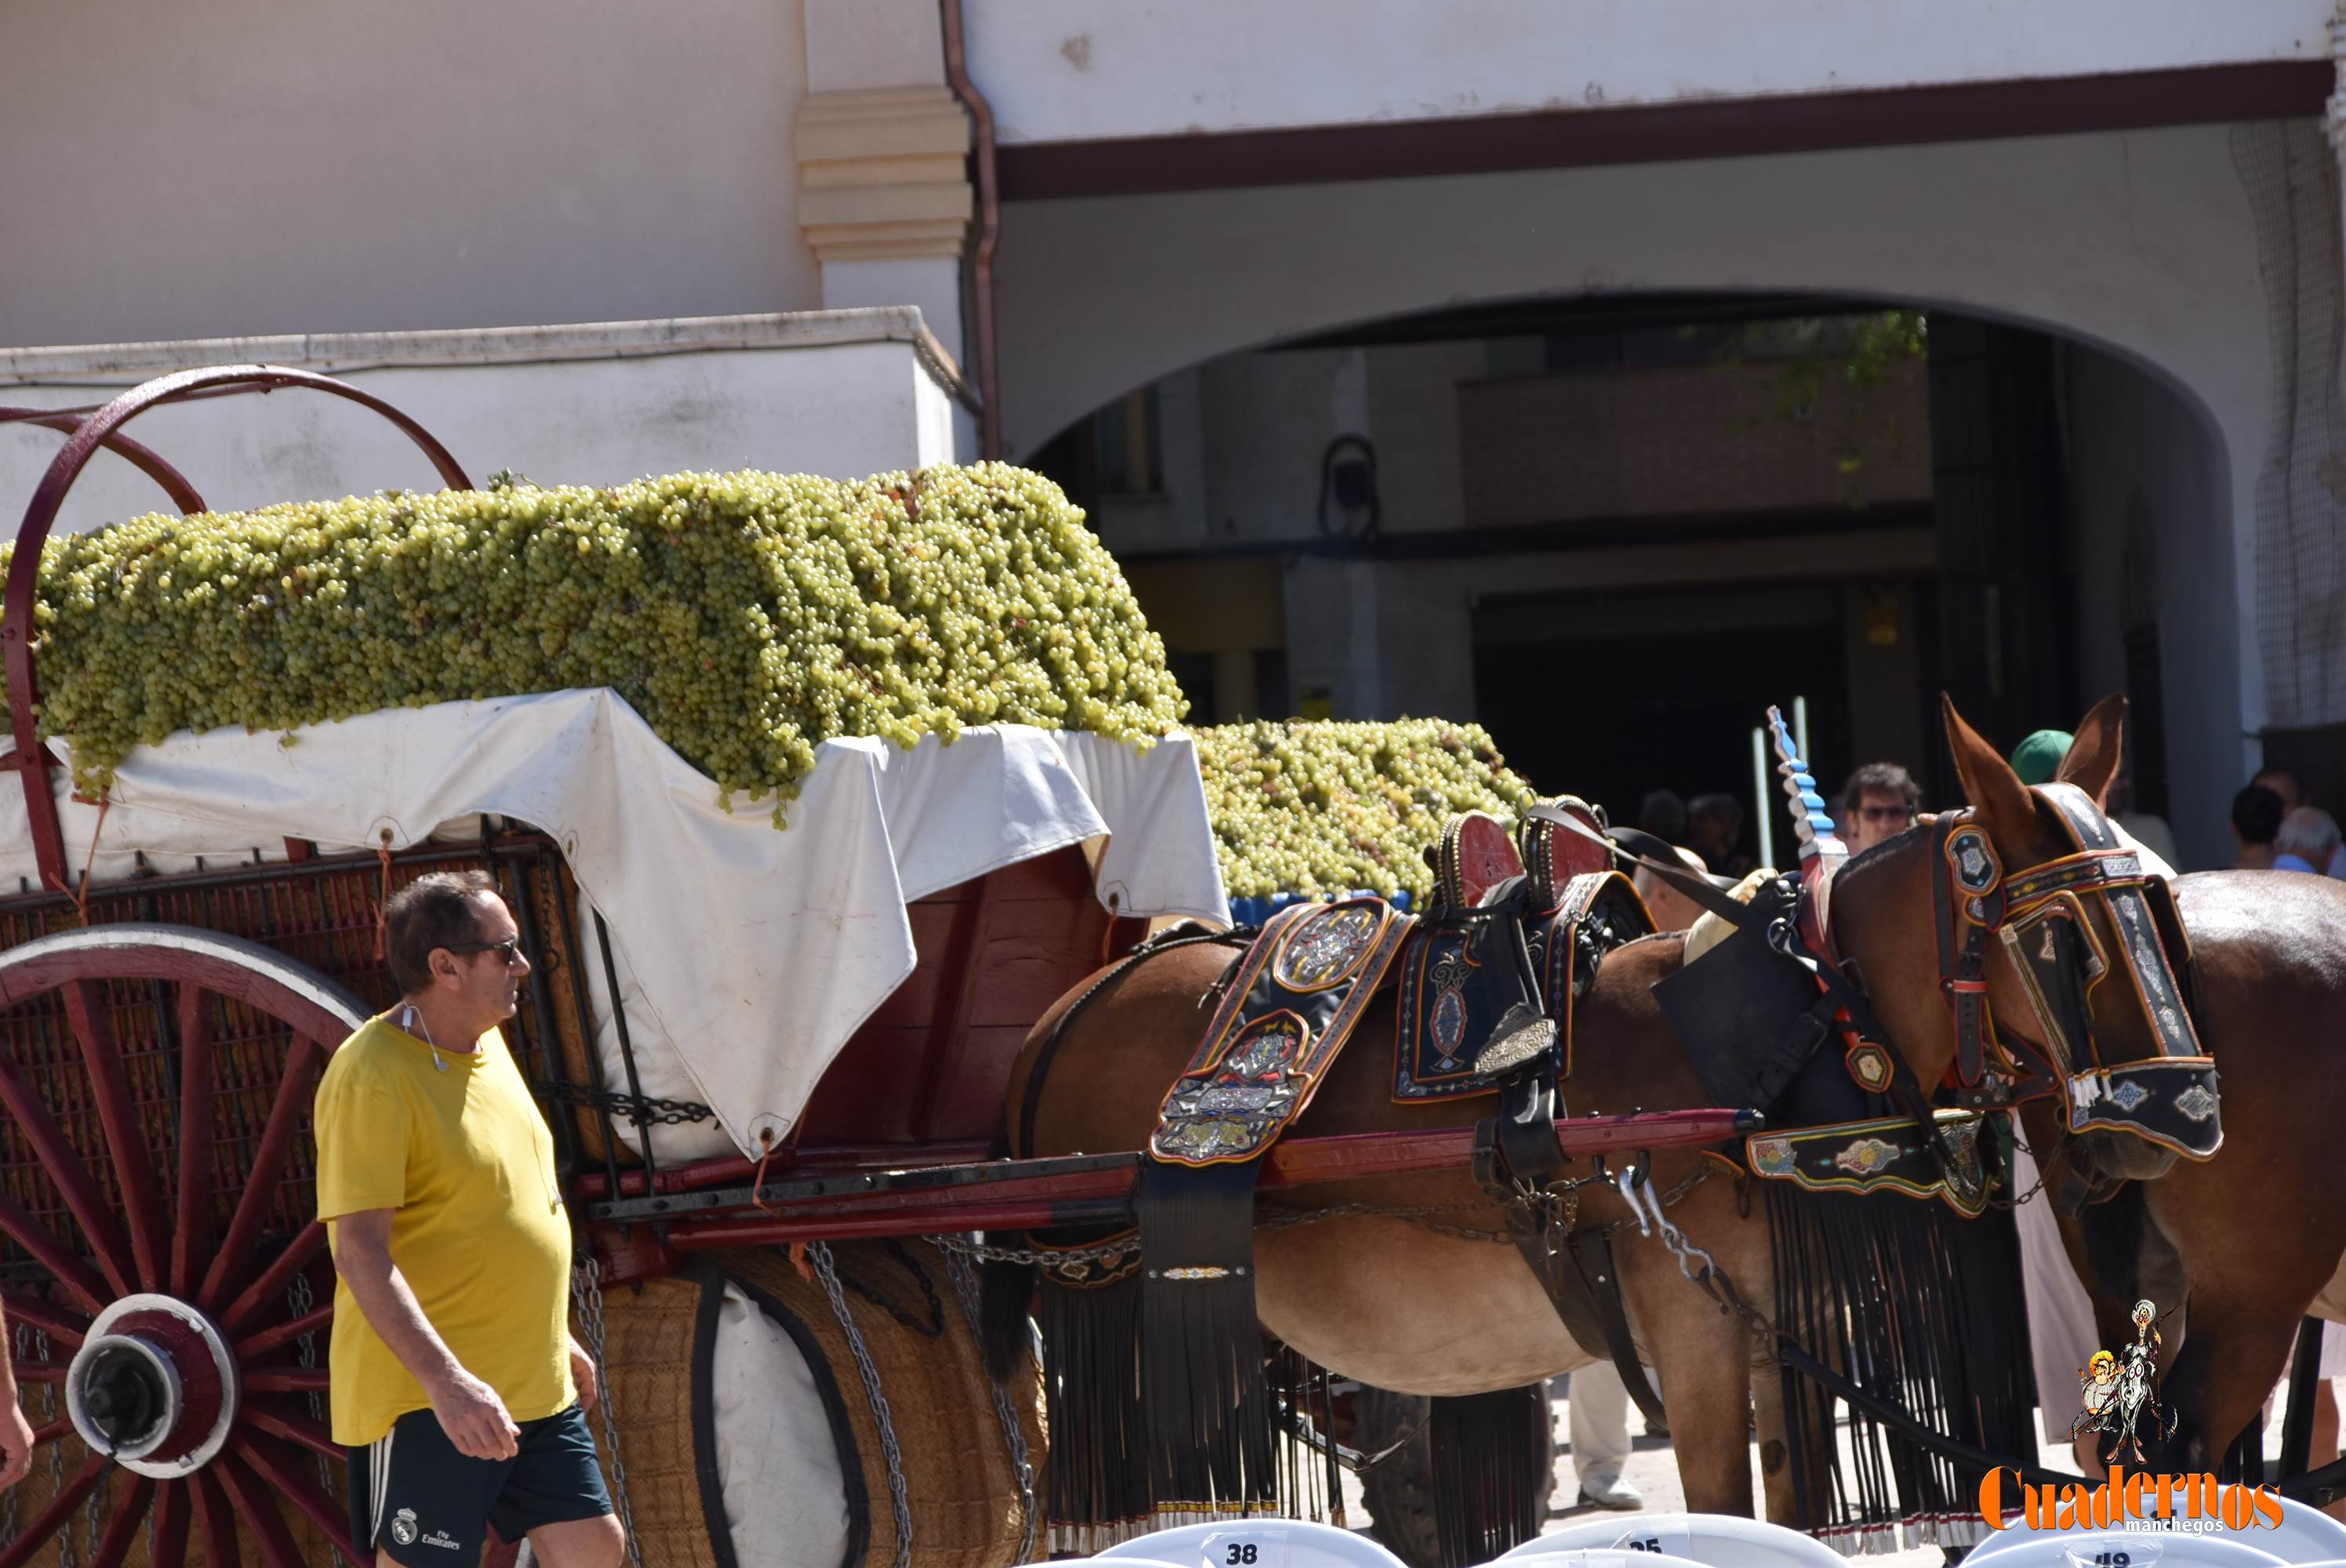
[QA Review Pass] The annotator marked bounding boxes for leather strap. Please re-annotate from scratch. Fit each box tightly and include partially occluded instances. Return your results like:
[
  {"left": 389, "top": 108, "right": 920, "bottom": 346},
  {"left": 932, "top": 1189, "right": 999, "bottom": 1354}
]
[
  {"left": 1562, "top": 1225, "right": 1667, "bottom": 1429},
  {"left": 1471, "top": 1070, "right": 1669, "bottom": 1428}
]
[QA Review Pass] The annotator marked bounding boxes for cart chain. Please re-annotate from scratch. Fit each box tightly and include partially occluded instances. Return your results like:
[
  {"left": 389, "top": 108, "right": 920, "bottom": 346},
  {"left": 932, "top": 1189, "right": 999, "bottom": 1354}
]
[
  {"left": 809, "top": 1240, "right": 914, "bottom": 1568},
  {"left": 537, "top": 1081, "right": 715, "bottom": 1126},
  {"left": 923, "top": 1233, "right": 1142, "bottom": 1272},
  {"left": 288, "top": 1273, "right": 350, "bottom": 1568},
  {"left": 78, "top": 1464, "right": 107, "bottom": 1568},
  {"left": 573, "top": 1258, "right": 646, "bottom": 1568},
  {"left": 942, "top": 1247, "right": 1038, "bottom": 1564},
  {"left": 34, "top": 1329, "right": 67, "bottom": 1568}
]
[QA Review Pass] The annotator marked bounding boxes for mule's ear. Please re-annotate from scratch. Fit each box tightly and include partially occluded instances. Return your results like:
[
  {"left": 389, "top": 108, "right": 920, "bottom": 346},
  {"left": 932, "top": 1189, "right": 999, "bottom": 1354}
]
[
  {"left": 1941, "top": 692, "right": 2038, "bottom": 843},
  {"left": 2056, "top": 694, "right": 2128, "bottom": 808}
]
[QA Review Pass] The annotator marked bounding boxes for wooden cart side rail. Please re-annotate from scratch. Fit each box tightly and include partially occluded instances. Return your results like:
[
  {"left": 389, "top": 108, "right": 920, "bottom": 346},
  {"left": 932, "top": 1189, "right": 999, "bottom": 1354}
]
[
  {"left": 5, "top": 365, "right": 470, "bottom": 895},
  {"left": 593, "top": 1108, "right": 1759, "bottom": 1265}
]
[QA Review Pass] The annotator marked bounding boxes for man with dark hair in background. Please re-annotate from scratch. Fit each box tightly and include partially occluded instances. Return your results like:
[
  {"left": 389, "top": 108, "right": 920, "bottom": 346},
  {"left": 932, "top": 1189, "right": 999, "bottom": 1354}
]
[
  {"left": 2233, "top": 784, "right": 2286, "bottom": 869},
  {"left": 1685, "top": 793, "right": 1755, "bottom": 878},
  {"left": 1839, "top": 760, "right": 1923, "bottom": 856},
  {"left": 314, "top": 870, "right": 623, "bottom": 1566},
  {"left": 1636, "top": 789, "right": 1688, "bottom": 845}
]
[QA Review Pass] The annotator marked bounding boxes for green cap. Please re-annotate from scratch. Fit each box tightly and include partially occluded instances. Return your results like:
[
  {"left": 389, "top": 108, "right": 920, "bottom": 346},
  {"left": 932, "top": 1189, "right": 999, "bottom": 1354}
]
[{"left": 2010, "top": 729, "right": 2073, "bottom": 787}]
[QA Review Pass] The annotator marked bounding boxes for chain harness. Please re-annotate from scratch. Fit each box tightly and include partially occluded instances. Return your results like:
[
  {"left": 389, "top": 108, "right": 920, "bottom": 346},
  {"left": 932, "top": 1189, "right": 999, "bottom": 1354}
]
[
  {"left": 572, "top": 1258, "right": 646, "bottom": 1568},
  {"left": 807, "top": 1240, "right": 914, "bottom": 1568},
  {"left": 942, "top": 1248, "right": 1038, "bottom": 1563}
]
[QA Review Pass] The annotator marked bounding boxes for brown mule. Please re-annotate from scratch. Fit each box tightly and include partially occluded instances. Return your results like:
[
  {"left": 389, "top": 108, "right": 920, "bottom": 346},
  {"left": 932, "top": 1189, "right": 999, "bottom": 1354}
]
[
  {"left": 1823, "top": 692, "right": 2346, "bottom": 1473},
  {"left": 1000, "top": 927, "right": 1814, "bottom": 1526}
]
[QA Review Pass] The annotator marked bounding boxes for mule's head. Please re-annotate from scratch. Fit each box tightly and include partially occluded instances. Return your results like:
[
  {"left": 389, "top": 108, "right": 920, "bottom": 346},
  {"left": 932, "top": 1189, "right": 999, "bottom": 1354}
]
[{"left": 1825, "top": 695, "right": 2188, "bottom": 1179}]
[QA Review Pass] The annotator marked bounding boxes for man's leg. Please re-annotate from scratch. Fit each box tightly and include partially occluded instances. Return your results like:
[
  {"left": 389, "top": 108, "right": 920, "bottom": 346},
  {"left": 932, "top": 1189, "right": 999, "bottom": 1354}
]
[
  {"left": 528, "top": 1512, "right": 626, "bottom": 1568},
  {"left": 350, "top": 1409, "right": 508, "bottom": 1566},
  {"left": 494, "top": 1406, "right": 622, "bottom": 1568},
  {"left": 1569, "top": 1365, "right": 1641, "bottom": 1510}
]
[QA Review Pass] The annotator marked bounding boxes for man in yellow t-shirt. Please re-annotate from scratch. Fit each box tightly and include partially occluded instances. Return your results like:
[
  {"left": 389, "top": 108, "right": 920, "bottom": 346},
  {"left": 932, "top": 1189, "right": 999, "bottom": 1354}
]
[{"left": 314, "top": 870, "right": 624, "bottom": 1566}]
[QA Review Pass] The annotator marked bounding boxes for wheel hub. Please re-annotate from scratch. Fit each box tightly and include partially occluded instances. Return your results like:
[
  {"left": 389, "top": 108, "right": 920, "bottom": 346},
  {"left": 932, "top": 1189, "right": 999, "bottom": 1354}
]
[{"left": 65, "top": 1294, "right": 240, "bottom": 1478}]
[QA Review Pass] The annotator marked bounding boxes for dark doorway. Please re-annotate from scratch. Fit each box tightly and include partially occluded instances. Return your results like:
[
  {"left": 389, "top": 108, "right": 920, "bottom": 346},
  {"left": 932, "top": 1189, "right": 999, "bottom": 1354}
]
[{"left": 1475, "top": 613, "right": 1848, "bottom": 866}]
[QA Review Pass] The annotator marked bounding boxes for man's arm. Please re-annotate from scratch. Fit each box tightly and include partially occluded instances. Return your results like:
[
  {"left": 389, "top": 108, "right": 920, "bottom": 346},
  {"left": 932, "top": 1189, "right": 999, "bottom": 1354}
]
[
  {"left": 331, "top": 1210, "right": 520, "bottom": 1460},
  {"left": 568, "top": 1332, "right": 598, "bottom": 1414},
  {"left": 0, "top": 1301, "right": 32, "bottom": 1489}
]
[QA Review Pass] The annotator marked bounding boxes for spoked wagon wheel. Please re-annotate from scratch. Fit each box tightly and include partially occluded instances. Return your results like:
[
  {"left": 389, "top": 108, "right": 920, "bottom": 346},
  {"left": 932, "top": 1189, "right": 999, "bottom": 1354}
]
[{"left": 0, "top": 924, "right": 370, "bottom": 1566}]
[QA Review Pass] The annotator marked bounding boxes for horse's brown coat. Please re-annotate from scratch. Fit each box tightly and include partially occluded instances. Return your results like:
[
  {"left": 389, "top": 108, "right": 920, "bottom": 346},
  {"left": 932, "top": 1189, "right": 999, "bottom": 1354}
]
[
  {"left": 1008, "top": 931, "right": 1812, "bottom": 1522},
  {"left": 1829, "top": 694, "right": 2346, "bottom": 1472}
]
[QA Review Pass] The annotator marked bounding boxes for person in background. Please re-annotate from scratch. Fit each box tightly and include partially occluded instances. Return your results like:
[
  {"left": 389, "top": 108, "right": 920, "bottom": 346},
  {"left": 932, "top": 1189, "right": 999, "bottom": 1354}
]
[
  {"left": 1566, "top": 1361, "right": 1643, "bottom": 1511},
  {"left": 1573, "top": 841, "right": 1719, "bottom": 1515},
  {"left": 2276, "top": 807, "right": 2343, "bottom": 876},
  {"left": 2255, "top": 768, "right": 2304, "bottom": 814},
  {"left": 1838, "top": 761, "right": 1923, "bottom": 856},
  {"left": 2241, "top": 792, "right": 2346, "bottom": 1496},
  {"left": 2108, "top": 763, "right": 2181, "bottom": 869},
  {"left": 2257, "top": 768, "right": 2346, "bottom": 878},
  {"left": 2233, "top": 784, "right": 2285, "bottom": 869},
  {"left": 1631, "top": 844, "right": 1711, "bottom": 934},
  {"left": 1685, "top": 793, "right": 1755, "bottom": 879},
  {"left": 2010, "top": 730, "right": 2177, "bottom": 877},
  {"left": 1636, "top": 789, "right": 1687, "bottom": 845},
  {"left": 2008, "top": 729, "right": 2073, "bottom": 791}
]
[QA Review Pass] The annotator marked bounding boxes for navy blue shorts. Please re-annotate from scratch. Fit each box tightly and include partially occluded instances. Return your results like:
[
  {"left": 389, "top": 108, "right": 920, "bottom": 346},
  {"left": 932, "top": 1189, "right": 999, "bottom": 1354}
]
[{"left": 348, "top": 1403, "right": 613, "bottom": 1564}]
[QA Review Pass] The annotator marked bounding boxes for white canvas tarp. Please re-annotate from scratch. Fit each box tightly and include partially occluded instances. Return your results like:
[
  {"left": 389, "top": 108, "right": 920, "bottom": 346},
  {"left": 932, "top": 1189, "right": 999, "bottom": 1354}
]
[{"left": 0, "top": 692, "right": 1229, "bottom": 1160}]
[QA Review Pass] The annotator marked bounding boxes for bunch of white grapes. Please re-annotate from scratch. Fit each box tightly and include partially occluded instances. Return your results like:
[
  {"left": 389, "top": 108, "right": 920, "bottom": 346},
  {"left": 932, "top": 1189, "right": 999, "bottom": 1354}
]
[
  {"left": 0, "top": 466, "right": 1186, "bottom": 817},
  {"left": 1190, "top": 719, "right": 1536, "bottom": 901}
]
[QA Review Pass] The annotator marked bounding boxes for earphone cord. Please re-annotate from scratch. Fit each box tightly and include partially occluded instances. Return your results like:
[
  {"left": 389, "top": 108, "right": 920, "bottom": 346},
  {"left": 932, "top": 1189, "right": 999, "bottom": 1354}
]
[{"left": 402, "top": 1004, "right": 448, "bottom": 1072}]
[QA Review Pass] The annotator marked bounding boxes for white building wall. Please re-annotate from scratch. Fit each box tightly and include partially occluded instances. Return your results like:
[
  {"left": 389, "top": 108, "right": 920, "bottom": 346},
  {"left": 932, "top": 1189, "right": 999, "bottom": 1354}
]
[
  {"left": 0, "top": 0, "right": 821, "bottom": 350},
  {"left": 0, "top": 313, "right": 968, "bottom": 540},
  {"left": 964, "top": 0, "right": 2326, "bottom": 143}
]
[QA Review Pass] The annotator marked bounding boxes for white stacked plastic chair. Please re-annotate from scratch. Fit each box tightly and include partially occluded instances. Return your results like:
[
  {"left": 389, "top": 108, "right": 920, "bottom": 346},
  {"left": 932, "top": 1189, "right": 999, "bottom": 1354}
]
[
  {"left": 1474, "top": 1553, "right": 1706, "bottom": 1568},
  {"left": 1098, "top": 1519, "right": 1406, "bottom": 1568},
  {"left": 1489, "top": 1512, "right": 1843, "bottom": 1568},
  {"left": 1963, "top": 1494, "right": 2346, "bottom": 1566},
  {"left": 1961, "top": 1529, "right": 2290, "bottom": 1566}
]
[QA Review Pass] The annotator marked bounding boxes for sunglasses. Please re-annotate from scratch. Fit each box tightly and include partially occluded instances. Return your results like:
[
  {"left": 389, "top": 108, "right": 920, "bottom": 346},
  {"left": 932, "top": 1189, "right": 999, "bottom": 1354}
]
[
  {"left": 445, "top": 936, "right": 524, "bottom": 967},
  {"left": 1857, "top": 804, "right": 1915, "bottom": 825}
]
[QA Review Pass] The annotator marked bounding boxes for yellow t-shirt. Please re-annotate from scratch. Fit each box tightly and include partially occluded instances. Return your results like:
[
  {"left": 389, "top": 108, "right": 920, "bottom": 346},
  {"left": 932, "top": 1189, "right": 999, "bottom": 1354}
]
[{"left": 314, "top": 1014, "right": 576, "bottom": 1446}]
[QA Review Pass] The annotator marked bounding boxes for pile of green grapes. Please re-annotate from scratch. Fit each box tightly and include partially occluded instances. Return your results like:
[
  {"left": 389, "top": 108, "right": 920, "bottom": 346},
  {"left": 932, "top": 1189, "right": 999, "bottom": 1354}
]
[
  {"left": 1190, "top": 719, "right": 1535, "bottom": 901},
  {"left": 0, "top": 466, "right": 1186, "bottom": 811}
]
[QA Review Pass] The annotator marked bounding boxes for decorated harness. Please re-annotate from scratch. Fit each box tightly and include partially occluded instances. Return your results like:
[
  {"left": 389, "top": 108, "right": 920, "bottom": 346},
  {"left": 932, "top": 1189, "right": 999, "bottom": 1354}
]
[{"left": 1929, "top": 784, "right": 2217, "bottom": 1160}]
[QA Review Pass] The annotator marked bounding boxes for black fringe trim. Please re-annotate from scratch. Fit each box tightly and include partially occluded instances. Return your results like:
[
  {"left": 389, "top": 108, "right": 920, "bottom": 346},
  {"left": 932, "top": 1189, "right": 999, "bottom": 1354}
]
[
  {"left": 1038, "top": 1163, "right": 1361, "bottom": 1548},
  {"left": 1429, "top": 1386, "right": 1551, "bottom": 1568},
  {"left": 1137, "top": 1160, "right": 1277, "bottom": 1515},
  {"left": 1767, "top": 1182, "right": 2038, "bottom": 1552},
  {"left": 1038, "top": 1269, "right": 1149, "bottom": 1548}
]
